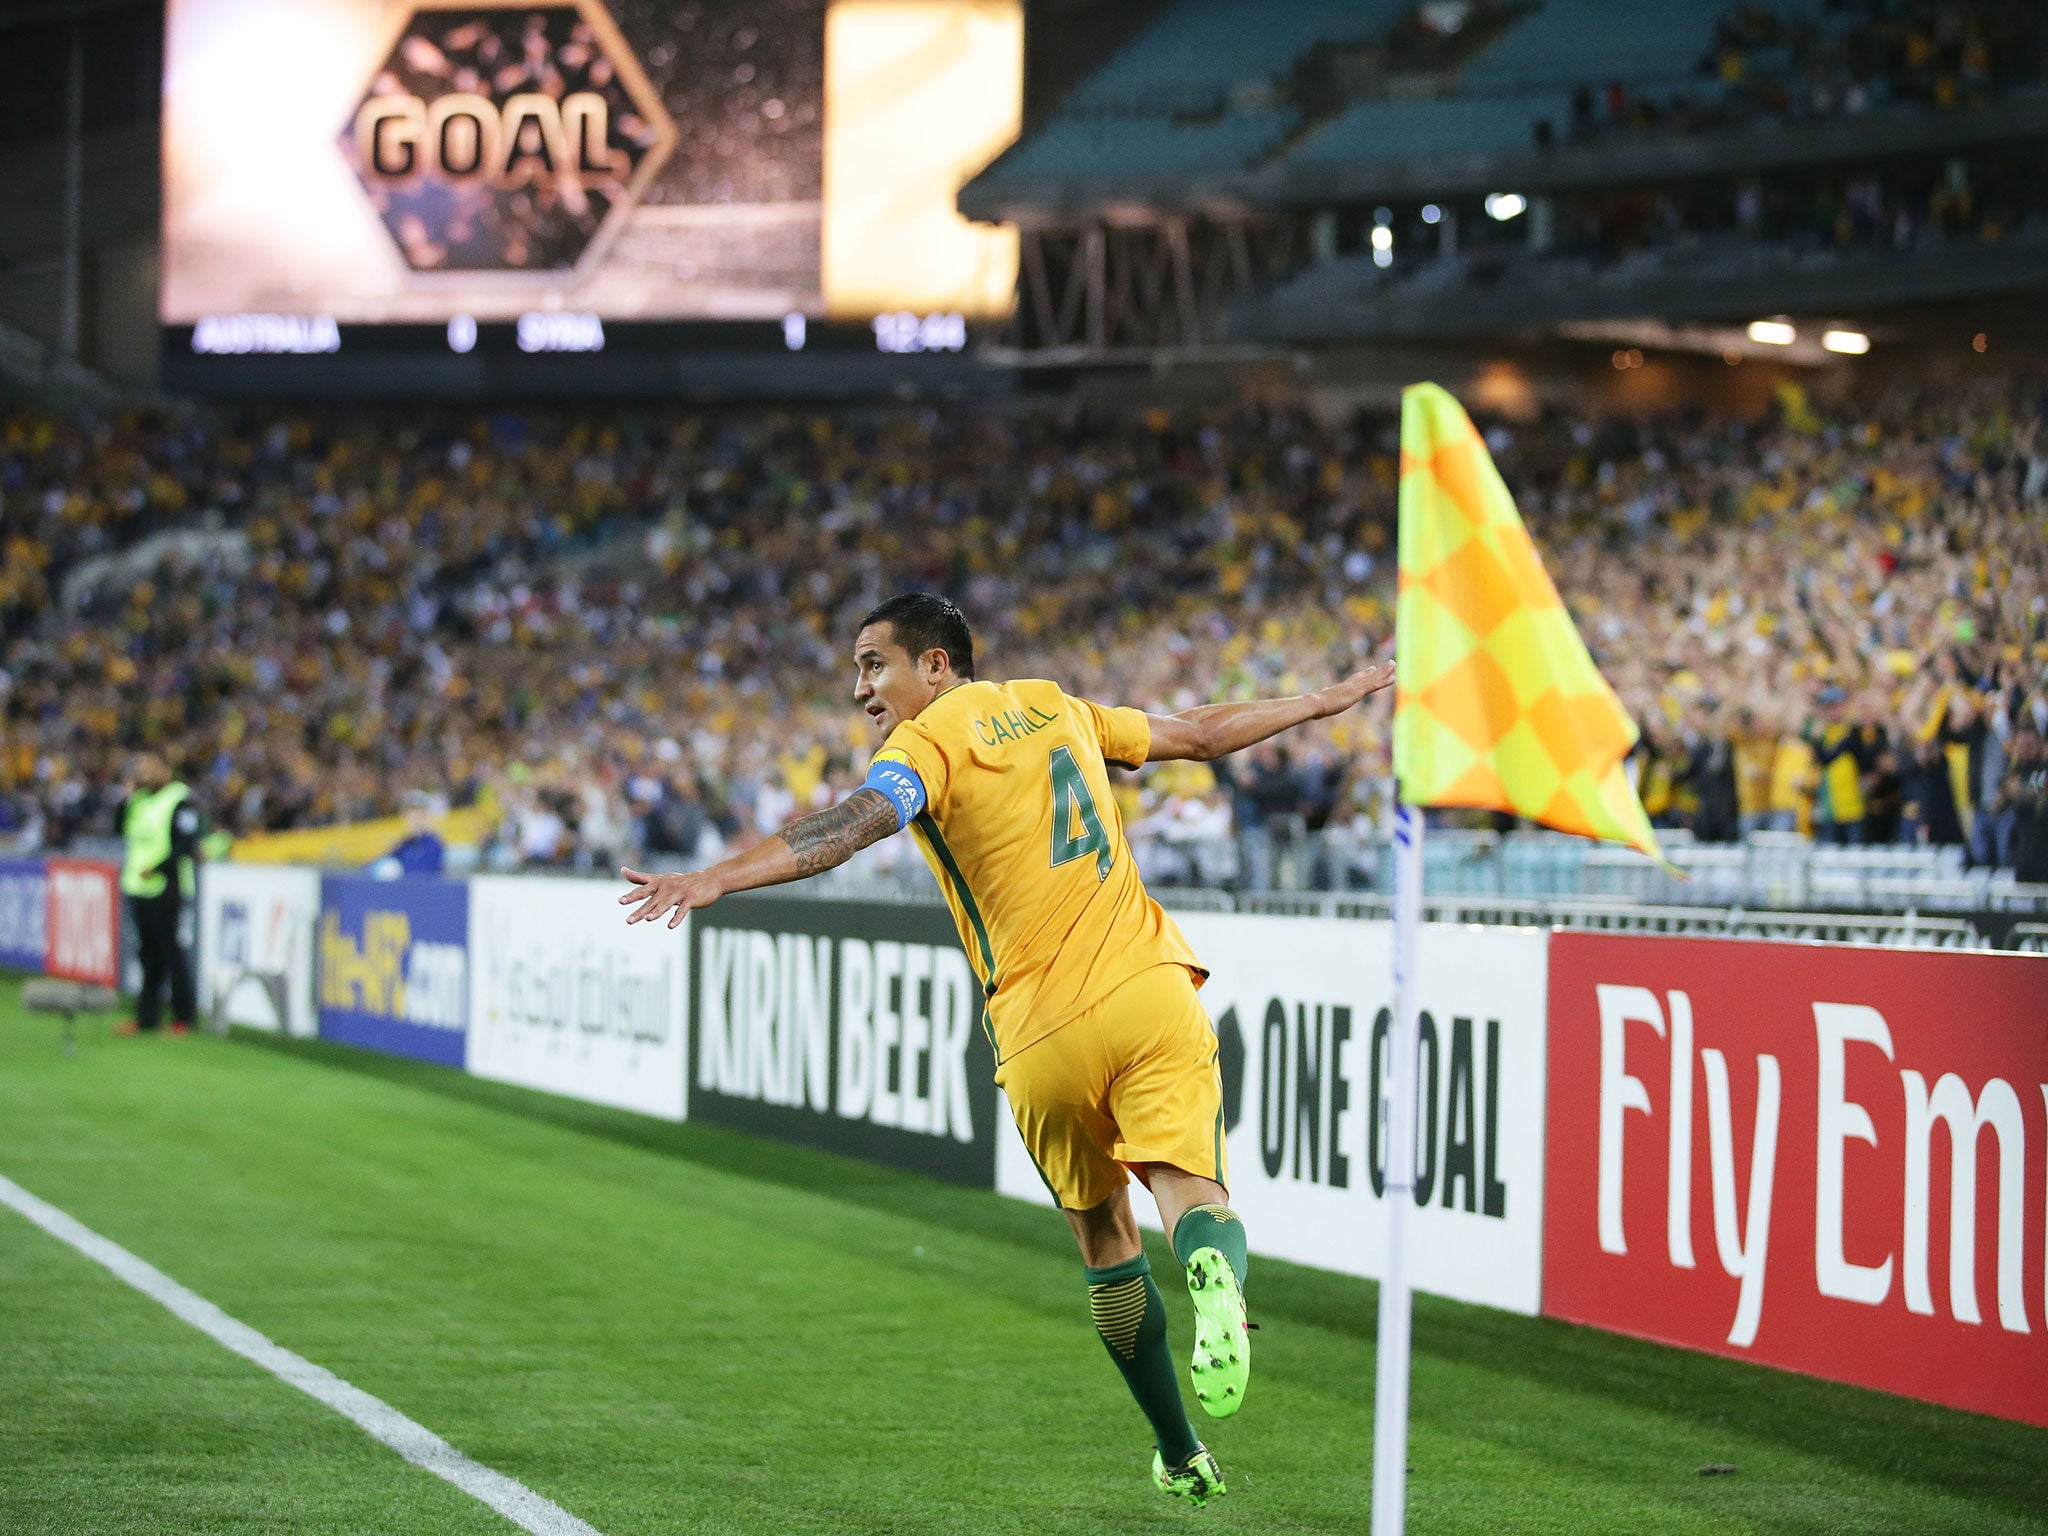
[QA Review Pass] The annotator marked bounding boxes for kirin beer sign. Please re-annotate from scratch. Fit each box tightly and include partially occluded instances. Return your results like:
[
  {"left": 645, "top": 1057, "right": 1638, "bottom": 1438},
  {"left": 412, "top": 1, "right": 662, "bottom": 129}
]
[{"left": 341, "top": 1, "right": 676, "bottom": 273}]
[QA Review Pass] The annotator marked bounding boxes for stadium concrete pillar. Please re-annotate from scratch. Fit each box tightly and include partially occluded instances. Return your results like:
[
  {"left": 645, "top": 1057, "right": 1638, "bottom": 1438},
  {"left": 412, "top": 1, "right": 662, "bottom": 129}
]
[
  {"left": 1167, "top": 221, "right": 1199, "bottom": 343},
  {"left": 1530, "top": 196, "right": 1554, "bottom": 254},
  {"left": 1439, "top": 209, "right": 1458, "bottom": 257},
  {"left": 1083, "top": 227, "right": 1107, "bottom": 352},
  {"left": 1312, "top": 211, "right": 1338, "bottom": 263},
  {"left": 59, "top": 18, "right": 84, "bottom": 361}
]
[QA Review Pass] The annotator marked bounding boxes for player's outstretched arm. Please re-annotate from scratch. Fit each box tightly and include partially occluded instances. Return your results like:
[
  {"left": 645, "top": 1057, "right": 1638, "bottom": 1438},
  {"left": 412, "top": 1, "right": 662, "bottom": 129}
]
[
  {"left": 619, "top": 787, "right": 901, "bottom": 928},
  {"left": 1142, "top": 660, "right": 1395, "bottom": 763}
]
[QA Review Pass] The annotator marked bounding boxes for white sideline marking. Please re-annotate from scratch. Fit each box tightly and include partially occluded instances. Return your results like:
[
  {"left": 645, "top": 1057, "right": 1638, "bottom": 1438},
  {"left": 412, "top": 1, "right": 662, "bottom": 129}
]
[{"left": 0, "top": 1172, "right": 602, "bottom": 1536}]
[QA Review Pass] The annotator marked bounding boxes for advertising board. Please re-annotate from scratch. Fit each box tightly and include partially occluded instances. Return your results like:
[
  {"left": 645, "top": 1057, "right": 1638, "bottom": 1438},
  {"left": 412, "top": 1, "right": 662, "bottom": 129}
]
[
  {"left": 1543, "top": 932, "right": 2048, "bottom": 1427},
  {"left": 994, "top": 914, "right": 1551, "bottom": 1315},
  {"left": 688, "top": 894, "right": 999, "bottom": 1186},
  {"left": 45, "top": 858, "right": 122, "bottom": 988},
  {"left": 317, "top": 876, "right": 470, "bottom": 1065},
  {"left": 198, "top": 863, "right": 322, "bottom": 1036},
  {"left": 0, "top": 858, "right": 48, "bottom": 973},
  {"left": 468, "top": 876, "right": 688, "bottom": 1121}
]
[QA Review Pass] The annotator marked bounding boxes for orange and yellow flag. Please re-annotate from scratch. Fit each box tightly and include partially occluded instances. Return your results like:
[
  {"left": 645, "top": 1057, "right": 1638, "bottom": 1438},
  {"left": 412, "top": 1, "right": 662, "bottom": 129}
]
[{"left": 1393, "top": 383, "right": 1663, "bottom": 862}]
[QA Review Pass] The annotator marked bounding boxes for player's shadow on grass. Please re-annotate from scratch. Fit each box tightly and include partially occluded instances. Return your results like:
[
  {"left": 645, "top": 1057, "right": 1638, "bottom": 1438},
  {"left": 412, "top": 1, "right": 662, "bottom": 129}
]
[{"left": 243, "top": 1029, "right": 2048, "bottom": 1524}]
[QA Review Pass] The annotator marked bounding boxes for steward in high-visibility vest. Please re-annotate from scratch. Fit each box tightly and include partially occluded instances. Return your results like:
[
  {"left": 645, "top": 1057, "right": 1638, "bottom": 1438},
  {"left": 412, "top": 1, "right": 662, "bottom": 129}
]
[{"left": 117, "top": 753, "right": 203, "bottom": 1035}]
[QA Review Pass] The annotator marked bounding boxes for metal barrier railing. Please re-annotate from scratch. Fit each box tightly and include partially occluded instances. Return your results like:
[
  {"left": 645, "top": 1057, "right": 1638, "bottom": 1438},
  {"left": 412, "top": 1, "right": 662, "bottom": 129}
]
[
  {"left": 781, "top": 865, "right": 2002, "bottom": 949},
  {"left": 336, "top": 830, "right": 2044, "bottom": 949},
  {"left": 1130, "top": 827, "right": 2048, "bottom": 913}
]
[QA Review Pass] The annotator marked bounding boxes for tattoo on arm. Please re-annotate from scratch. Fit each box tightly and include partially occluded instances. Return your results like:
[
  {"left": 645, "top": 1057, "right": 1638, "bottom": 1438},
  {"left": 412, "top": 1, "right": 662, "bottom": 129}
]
[{"left": 780, "top": 787, "right": 902, "bottom": 877}]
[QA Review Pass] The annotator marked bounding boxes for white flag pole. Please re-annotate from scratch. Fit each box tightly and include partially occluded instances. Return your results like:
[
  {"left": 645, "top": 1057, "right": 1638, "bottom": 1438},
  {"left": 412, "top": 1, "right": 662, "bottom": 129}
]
[{"left": 1370, "top": 798, "right": 1425, "bottom": 1536}]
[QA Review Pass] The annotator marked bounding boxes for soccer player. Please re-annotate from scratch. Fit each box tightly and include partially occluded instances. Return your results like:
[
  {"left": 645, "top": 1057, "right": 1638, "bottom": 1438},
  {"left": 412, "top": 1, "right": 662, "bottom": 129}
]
[{"left": 620, "top": 593, "right": 1393, "bottom": 1505}]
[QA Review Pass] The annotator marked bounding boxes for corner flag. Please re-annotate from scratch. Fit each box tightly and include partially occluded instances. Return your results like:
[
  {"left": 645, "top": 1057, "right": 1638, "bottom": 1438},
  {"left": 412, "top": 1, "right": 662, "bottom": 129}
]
[
  {"left": 1392, "top": 382, "right": 1663, "bottom": 861},
  {"left": 1371, "top": 382, "right": 1664, "bottom": 1536}
]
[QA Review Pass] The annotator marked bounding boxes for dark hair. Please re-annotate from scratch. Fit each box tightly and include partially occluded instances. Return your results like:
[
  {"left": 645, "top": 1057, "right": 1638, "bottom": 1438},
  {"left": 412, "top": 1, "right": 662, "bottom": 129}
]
[{"left": 859, "top": 592, "right": 975, "bottom": 680}]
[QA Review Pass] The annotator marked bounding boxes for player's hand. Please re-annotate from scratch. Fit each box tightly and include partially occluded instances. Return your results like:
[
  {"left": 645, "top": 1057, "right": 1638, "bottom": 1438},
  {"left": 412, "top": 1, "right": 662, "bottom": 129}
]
[
  {"left": 1311, "top": 660, "right": 1396, "bottom": 719},
  {"left": 618, "top": 866, "right": 722, "bottom": 929}
]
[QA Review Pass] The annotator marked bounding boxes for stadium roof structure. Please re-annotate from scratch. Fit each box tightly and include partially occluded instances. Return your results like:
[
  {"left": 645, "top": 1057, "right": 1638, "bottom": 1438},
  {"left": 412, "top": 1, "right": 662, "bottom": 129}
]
[{"left": 963, "top": 0, "right": 2048, "bottom": 362}]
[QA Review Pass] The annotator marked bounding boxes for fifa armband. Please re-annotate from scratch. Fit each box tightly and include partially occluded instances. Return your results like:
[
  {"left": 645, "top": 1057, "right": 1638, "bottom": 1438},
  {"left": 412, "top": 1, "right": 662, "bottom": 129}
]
[{"left": 863, "top": 758, "right": 928, "bottom": 829}]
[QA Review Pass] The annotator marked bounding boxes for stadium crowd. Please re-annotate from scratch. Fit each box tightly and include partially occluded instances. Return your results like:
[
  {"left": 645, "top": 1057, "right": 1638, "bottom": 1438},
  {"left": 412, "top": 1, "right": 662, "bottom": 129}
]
[
  {"left": 1480, "top": 2, "right": 2048, "bottom": 280},
  {"left": 1538, "top": 153, "right": 2047, "bottom": 271},
  {"left": 1537, "top": 0, "right": 2048, "bottom": 146},
  {"left": 1, "top": 365, "right": 2044, "bottom": 885}
]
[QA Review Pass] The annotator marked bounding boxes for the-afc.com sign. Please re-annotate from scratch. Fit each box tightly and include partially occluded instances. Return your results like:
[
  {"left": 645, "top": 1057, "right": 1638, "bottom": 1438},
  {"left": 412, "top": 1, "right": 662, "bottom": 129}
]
[
  {"left": 341, "top": 0, "right": 675, "bottom": 273},
  {"left": 1543, "top": 933, "right": 2048, "bottom": 1428},
  {"left": 317, "top": 876, "right": 469, "bottom": 1066}
]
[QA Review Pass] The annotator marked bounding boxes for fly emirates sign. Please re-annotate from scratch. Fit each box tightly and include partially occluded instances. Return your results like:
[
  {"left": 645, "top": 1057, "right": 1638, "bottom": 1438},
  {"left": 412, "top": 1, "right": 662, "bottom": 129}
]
[{"left": 1543, "top": 933, "right": 2048, "bottom": 1426}]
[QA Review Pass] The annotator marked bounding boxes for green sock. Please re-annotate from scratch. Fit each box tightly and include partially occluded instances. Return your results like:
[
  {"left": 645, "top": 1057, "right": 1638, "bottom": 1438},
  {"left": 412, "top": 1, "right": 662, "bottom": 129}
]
[
  {"left": 1085, "top": 1254, "right": 1199, "bottom": 1464},
  {"left": 1171, "top": 1203, "right": 1249, "bottom": 1289}
]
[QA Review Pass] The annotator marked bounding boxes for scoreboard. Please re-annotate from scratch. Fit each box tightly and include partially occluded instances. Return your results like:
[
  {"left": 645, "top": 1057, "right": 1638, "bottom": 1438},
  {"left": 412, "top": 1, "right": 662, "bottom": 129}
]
[
  {"left": 165, "top": 312, "right": 986, "bottom": 397},
  {"left": 160, "top": 0, "right": 1021, "bottom": 394}
]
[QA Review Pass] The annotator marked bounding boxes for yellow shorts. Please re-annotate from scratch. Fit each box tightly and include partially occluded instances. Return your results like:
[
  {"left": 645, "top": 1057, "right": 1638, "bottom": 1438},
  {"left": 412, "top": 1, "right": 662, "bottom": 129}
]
[{"left": 995, "top": 963, "right": 1226, "bottom": 1211}]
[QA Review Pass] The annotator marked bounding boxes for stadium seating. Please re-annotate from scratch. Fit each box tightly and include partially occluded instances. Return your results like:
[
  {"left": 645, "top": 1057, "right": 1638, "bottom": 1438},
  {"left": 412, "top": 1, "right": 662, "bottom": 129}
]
[
  {"left": 1288, "top": 90, "right": 1577, "bottom": 166},
  {"left": 1459, "top": 0, "right": 1729, "bottom": 95},
  {"left": 1280, "top": 0, "right": 1862, "bottom": 172},
  {"left": 982, "top": 0, "right": 2016, "bottom": 191},
  {"left": 991, "top": 108, "right": 1298, "bottom": 181},
  {"left": 1062, "top": 0, "right": 1412, "bottom": 115},
  {"left": 981, "top": 0, "right": 1419, "bottom": 185}
]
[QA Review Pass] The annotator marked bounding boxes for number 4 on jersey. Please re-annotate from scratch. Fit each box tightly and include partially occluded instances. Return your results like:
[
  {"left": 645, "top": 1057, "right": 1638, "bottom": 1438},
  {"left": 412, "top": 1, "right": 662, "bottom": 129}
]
[{"left": 1049, "top": 745, "right": 1113, "bottom": 881}]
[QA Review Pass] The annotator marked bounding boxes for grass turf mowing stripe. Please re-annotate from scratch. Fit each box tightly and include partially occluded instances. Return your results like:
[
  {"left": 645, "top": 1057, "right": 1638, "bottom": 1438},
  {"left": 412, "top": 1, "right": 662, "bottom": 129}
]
[{"left": 0, "top": 1170, "right": 604, "bottom": 1536}]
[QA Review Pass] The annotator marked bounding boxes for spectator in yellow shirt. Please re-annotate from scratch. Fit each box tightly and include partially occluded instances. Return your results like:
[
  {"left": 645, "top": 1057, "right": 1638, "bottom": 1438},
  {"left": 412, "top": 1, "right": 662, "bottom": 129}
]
[
  {"left": 1731, "top": 706, "right": 1779, "bottom": 835},
  {"left": 1766, "top": 729, "right": 1817, "bottom": 836},
  {"left": 1807, "top": 688, "right": 1887, "bottom": 845}
]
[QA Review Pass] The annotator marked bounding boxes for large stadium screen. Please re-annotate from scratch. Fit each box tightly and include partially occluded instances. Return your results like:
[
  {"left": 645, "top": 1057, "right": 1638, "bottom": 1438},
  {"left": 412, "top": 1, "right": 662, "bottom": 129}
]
[{"left": 160, "top": 0, "right": 1020, "bottom": 388}]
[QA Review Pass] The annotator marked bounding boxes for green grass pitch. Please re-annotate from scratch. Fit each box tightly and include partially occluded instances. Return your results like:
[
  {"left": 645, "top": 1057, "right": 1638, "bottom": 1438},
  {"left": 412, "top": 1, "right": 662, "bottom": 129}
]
[{"left": 0, "top": 978, "right": 2042, "bottom": 1535}]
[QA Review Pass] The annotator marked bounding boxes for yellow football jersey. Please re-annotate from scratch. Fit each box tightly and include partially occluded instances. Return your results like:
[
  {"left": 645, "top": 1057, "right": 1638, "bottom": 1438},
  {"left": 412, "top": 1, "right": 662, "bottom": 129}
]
[{"left": 869, "top": 678, "right": 1204, "bottom": 1063}]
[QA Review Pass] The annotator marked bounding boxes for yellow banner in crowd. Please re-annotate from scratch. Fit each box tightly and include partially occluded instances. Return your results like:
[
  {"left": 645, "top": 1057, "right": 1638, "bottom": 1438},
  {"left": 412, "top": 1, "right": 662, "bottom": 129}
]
[
  {"left": 229, "top": 806, "right": 495, "bottom": 868},
  {"left": 1392, "top": 382, "right": 1664, "bottom": 862}
]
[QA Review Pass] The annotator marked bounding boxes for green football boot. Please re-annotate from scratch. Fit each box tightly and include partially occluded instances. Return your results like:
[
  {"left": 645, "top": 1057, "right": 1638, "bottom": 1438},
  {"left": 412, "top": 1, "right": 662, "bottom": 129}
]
[
  {"left": 1184, "top": 1246, "right": 1250, "bottom": 1417},
  {"left": 1152, "top": 1444, "right": 1227, "bottom": 1507}
]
